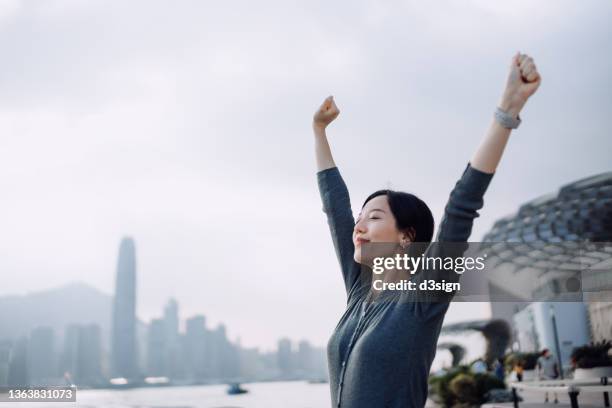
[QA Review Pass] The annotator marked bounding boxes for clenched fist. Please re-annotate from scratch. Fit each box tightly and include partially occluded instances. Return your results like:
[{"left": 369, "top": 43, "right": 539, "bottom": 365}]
[
  {"left": 500, "top": 53, "right": 542, "bottom": 117},
  {"left": 313, "top": 96, "right": 340, "bottom": 130}
]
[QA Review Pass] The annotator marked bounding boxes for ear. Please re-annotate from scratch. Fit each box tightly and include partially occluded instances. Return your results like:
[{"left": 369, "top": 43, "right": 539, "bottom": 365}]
[{"left": 399, "top": 228, "right": 416, "bottom": 247}]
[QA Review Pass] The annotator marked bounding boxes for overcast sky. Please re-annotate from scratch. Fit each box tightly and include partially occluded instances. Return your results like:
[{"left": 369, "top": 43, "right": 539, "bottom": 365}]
[{"left": 1, "top": 0, "right": 610, "bottom": 351}]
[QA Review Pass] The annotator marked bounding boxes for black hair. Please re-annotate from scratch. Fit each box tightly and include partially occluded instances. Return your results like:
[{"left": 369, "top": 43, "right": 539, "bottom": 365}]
[{"left": 362, "top": 189, "right": 435, "bottom": 243}]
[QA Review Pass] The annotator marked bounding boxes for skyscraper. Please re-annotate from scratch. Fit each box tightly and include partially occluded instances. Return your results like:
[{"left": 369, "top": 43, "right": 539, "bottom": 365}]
[
  {"left": 62, "top": 324, "right": 103, "bottom": 385},
  {"left": 277, "top": 337, "right": 293, "bottom": 378},
  {"left": 184, "top": 315, "right": 207, "bottom": 380},
  {"left": 146, "top": 319, "right": 165, "bottom": 376},
  {"left": 7, "top": 337, "right": 28, "bottom": 387},
  {"left": 0, "top": 340, "right": 11, "bottom": 386},
  {"left": 163, "top": 298, "right": 182, "bottom": 379},
  {"left": 111, "top": 237, "right": 139, "bottom": 379},
  {"left": 28, "top": 326, "right": 56, "bottom": 386}
]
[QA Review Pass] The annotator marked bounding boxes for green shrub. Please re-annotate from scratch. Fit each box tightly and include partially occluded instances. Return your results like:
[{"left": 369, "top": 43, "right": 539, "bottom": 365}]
[
  {"left": 505, "top": 352, "right": 540, "bottom": 370},
  {"left": 473, "top": 372, "right": 505, "bottom": 397},
  {"left": 429, "top": 366, "right": 471, "bottom": 407},
  {"left": 429, "top": 366, "right": 505, "bottom": 407},
  {"left": 450, "top": 374, "right": 479, "bottom": 405}
]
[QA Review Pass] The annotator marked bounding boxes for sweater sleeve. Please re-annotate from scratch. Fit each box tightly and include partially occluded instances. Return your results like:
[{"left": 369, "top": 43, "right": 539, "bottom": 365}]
[
  {"left": 435, "top": 162, "right": 494, "bottom": 242},
  {"left": 317, "top": 167, "right": 361, "bottom": 297},
  {"left": 410, "top": 162, "right": 494, "bottom": 316}
]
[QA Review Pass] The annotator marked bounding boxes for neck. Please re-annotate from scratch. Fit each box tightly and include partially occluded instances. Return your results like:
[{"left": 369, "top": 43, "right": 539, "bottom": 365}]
[{"left": 369, "top": 264, "right": 412, "bottom": 300}]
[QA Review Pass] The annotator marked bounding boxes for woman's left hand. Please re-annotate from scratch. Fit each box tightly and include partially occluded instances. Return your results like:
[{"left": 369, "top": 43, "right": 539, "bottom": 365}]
[{"left": 499, "top": 52, "right": 542, "bottom": 117}]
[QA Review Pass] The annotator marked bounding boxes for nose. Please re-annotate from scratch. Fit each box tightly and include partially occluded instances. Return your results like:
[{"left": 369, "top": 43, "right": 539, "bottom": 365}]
[{"left": 354, "top": 218, "right": 366, "bottom": 234}]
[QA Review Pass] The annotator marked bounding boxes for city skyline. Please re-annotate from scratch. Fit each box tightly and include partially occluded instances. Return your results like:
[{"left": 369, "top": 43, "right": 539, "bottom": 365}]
[
  {"left": 0, "top": 288, "right": 328, "bottom": 388},
  {"left": 0, "top": 238, "right": 330, "bottom": 387},
  {"left": 0, "top": 274, "right": 325, "bottom": 352}
]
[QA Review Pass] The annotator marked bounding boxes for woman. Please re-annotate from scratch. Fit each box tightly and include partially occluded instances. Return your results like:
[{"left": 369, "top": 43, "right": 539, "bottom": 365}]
[{"left": 313, "top": 53, "right": 541, "bottom": 408}]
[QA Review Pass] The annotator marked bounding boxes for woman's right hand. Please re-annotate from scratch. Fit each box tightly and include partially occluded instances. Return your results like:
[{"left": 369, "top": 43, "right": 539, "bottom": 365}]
[{"left": 313, "top": 95, "right": 340, "bottom": 130}]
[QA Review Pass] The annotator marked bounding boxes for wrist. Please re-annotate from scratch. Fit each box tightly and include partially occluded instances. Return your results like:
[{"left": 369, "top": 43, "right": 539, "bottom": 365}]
[
  {"left": 498, "top": 94, "right": 525, "bottom": 118},
  {"left": 312, "top": 122, "right": 327, "bottom": 134}
]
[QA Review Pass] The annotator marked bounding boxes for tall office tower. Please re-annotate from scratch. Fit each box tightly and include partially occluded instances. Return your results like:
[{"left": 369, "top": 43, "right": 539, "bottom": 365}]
[
  {"left": 7, "top": 337, "right": 28, "bottom": 387},
  {"left": 61, "top": 325, "right": 79, "bottom": 381},
  {"left": 28, "top": 326, "right": 56, "bottom": 386},
  {"left": 184, "top": 315, "right": 207, "bottom": 380},
  {"left": 164, "top": 299, "right": 179, "bottom": 342},
  {"left": 297, "top": 340, "right": 313, "bottom": 377},
  {"left": 111, "top": 237, "right": 138, "bottom": 379},
  {"left": 77, "top": 324, "right": 103, "bottom": 385},
  {"left": 61, "top": 324, "right": 103, "bottom": 386},
  {"left": 277, "top": 337, "right": 293, "bottom": 378},
  {"left": 0, "top": 340, "right": 12, "bottom": 386},
  {"left": 146, "top": 319, "right": 166, "bottom": 376},
  {"left": 163, "top": 299, "right": 182, "bottom": 378},
  {"left": 208, "top": 324, "right": 238, "bottom": 380}
]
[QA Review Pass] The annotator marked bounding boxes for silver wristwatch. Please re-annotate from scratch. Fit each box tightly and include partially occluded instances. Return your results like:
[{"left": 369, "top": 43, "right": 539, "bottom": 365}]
[{"left": 494, "top": 107, "right": 521, "bottom": 129}]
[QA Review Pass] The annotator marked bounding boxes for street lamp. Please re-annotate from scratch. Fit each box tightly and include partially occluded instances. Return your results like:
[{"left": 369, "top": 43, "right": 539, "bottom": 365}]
[{"left": 549, "top": 304, "right": 564, "bottom": 379}]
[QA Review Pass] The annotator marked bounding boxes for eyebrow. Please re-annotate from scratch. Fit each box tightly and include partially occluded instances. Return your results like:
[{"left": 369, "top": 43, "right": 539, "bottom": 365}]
[
  {"left": 368, "top": 208, "right": 386, "bottom": 213},
  {"left": 357, "top": 208, "right": 386, "bottom": 218}
]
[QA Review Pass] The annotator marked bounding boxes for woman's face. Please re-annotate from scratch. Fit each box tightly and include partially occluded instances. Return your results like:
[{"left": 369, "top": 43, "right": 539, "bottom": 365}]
[{"left": 353, "top": 195, "right": 406, "bottom": 264}]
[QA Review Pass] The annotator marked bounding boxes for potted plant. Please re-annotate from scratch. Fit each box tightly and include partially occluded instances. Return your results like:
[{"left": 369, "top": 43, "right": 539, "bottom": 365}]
[{"left": 571, "top": 340, "right": 612, "bottom": 379}]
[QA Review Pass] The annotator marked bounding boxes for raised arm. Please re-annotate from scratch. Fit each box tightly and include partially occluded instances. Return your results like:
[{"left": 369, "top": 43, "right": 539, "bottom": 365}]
[
  {"left": 412, "top": 54, "right": 542, "bottom": 311},
  {"left": 437, "top": 53, "right": 542, "bottom": 242},
  {"left": 313, "top": 96, "right": 361, "bottom": 297},
  {"left": 313, "top": 96, "right": 340, "bottom": 171},
  {"left": 470, "top": 53, "right": 542, "bottom": 173}
]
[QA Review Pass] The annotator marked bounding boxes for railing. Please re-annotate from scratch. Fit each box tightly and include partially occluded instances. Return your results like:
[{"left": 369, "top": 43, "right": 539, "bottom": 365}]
[{"left": 509, "top": 377, "right": 611, "bottom": 408}]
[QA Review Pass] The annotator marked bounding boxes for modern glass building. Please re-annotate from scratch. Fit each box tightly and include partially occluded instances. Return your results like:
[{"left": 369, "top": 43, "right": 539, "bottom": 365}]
[{"left": 482, "top": 171, "right": 612, "bottom": 354}]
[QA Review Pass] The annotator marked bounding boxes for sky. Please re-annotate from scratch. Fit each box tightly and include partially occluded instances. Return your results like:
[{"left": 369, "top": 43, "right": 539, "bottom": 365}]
[{"left": 0, "top": 0, "right": 611, "bottom": 352}]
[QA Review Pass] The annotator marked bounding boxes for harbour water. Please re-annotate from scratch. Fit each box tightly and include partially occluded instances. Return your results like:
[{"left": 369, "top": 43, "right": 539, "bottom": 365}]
[{"left": 9, "top": 381, "right": 332, "bottom": 408}]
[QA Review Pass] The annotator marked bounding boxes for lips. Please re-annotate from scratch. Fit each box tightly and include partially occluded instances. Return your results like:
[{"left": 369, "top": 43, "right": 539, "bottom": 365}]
[{"left": 356, "top": 238, "right": 370, "bottom": 246}]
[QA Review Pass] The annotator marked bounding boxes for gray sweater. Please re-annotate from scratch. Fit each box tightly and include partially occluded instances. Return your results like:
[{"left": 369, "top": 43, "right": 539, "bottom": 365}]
[{"left": 317, "top": 163, "right": 494, "bottom": 408}]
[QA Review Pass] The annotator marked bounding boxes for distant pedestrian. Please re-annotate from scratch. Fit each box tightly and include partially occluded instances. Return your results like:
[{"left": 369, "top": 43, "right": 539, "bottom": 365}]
[
  {"left": 537, "top": 349, "right": 559, "bottom": 403},
  {"left": 514, "top": 361, "right": 524, "bottom": 382},
  {"left": 494, "top": 358, "right": 505, "bottom": 382}
]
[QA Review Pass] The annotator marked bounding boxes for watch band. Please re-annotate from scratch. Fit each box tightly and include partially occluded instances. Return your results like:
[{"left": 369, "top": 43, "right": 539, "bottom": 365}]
[{"left": 495, "top": 107, "right": 521, "bottom": 129}]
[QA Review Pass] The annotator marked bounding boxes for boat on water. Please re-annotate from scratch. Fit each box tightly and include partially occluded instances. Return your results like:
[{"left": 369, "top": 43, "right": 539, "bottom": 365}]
[{"left": 226, "top": 383, "right": 248, "bottom": 395}]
